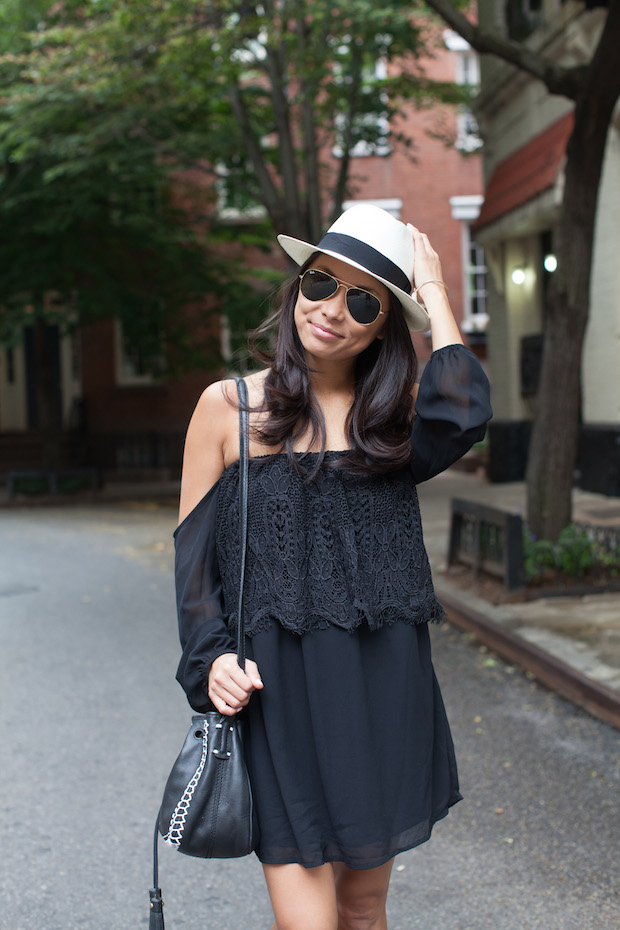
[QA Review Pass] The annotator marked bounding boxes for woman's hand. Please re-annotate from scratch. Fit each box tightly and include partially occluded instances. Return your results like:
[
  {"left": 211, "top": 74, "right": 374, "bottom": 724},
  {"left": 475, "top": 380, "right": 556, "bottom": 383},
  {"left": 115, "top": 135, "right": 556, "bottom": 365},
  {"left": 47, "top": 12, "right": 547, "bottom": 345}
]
[
  {"left": 208, "top": 652, "right": 264, "bottom": 716},
  {"left": 407, "top": 223, "right": 463, "bottom": 349},
  {"left": 408, "top": 224, "right": 444, "bottom": 292}
]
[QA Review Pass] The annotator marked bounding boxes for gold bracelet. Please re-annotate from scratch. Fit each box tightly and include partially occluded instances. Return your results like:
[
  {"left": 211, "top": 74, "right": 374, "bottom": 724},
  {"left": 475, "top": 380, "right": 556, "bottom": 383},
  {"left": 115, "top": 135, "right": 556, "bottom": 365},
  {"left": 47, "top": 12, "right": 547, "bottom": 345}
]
[{"left": 413, "top": 279, "right": 449, "bottom": 302}]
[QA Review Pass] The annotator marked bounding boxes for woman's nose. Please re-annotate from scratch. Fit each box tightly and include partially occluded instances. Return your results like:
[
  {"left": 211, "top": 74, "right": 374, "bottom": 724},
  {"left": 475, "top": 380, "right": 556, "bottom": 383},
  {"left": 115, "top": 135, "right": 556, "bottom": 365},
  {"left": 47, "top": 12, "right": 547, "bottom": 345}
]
[{"left": 321, "top": 282, "right": 347, "bottom": 316}]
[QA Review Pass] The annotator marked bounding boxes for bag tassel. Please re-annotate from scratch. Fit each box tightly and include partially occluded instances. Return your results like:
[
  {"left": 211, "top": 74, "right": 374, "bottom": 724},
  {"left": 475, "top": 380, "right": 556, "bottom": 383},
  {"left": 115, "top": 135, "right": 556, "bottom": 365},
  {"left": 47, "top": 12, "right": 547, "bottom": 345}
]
[{"left": 149, "top": 818, "right": 165, "bottom": 929}]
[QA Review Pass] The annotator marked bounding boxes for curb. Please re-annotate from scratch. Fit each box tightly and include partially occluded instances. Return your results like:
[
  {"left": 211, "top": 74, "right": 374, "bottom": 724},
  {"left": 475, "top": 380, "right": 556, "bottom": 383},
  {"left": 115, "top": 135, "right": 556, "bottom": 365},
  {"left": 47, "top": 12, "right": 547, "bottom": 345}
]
[{"left": 439, "top": 590, "right": 620, "bottom": 731}]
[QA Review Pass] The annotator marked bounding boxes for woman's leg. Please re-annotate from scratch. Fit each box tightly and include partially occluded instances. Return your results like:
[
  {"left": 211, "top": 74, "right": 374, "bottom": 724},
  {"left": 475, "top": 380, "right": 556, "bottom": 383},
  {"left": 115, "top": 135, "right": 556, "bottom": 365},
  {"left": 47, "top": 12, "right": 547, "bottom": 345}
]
[
  {"left": 332, "top": 859, "right": 394, "bottom": 930},
  {"left": 263, "top": 859, "right": 394, "bottom": 930},
  {"left": 263, "top": 862, "right": 339, "bottom": 930}
]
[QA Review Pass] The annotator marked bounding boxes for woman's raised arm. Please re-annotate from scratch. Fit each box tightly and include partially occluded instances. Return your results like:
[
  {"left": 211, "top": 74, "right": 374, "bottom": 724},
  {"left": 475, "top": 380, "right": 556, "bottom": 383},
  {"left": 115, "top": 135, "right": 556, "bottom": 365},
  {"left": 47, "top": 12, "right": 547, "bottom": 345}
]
[{"left": 408, "top": 224, "right": 464, "bottom": 351}]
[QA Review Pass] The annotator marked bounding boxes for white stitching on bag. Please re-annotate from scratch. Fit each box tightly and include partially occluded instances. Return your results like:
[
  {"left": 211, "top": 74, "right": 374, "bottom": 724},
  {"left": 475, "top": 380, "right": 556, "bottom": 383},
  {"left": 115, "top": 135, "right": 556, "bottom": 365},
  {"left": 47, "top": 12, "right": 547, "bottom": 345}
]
[{"left": 163, "top": 719, "right": 209, "bottom": 848}]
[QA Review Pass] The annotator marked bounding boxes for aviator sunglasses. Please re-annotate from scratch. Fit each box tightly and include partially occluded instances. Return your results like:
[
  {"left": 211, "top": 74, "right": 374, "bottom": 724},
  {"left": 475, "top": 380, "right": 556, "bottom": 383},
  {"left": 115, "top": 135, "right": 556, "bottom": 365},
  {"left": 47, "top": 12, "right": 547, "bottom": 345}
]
[{"left": 299, "top": 268, "right": 385, "bottom": 325}]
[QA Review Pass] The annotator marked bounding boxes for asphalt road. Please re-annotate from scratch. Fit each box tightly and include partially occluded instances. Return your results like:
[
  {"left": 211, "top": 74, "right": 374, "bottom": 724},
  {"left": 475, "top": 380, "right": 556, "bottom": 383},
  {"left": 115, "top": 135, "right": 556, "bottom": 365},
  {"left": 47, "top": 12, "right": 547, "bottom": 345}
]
[{"left": 1, "top": 502, "right": 618, "bottom": 930}]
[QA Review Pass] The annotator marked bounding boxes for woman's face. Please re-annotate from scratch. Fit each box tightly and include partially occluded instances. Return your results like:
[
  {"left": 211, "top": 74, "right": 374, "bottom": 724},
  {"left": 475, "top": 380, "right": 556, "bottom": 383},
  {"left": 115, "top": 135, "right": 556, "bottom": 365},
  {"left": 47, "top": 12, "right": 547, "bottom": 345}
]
[{"left": 293, "top": 255, "right": 389, "bottom": 368}]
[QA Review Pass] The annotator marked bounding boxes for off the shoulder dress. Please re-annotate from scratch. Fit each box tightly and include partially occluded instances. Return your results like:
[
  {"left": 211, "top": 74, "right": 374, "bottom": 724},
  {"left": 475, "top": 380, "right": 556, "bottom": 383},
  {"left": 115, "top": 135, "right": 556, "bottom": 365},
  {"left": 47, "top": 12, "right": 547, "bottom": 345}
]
[{"left": 174, "top": 344, "right": 492, "bottom": 870}]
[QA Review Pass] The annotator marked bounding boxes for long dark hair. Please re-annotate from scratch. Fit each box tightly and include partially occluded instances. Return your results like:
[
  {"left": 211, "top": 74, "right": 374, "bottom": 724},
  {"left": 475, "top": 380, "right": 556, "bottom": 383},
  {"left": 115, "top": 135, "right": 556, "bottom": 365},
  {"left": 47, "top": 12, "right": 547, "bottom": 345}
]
[{"left": 249, "top": 256, "right": 418, "bottom": 476}]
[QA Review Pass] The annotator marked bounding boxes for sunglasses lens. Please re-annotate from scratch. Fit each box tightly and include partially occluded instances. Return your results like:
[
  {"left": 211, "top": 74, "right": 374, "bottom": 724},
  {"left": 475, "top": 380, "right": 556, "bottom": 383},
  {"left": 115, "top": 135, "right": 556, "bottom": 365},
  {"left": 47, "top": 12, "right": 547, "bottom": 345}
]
[
  {"left": 300, "top": 269, "right": 338, "bottom": 301},
  {"left": 346, "top": 290, "right": 382, "bottom": 324},
  {"left": 299, "top": 269, "right": 382, "bottom": 324}
]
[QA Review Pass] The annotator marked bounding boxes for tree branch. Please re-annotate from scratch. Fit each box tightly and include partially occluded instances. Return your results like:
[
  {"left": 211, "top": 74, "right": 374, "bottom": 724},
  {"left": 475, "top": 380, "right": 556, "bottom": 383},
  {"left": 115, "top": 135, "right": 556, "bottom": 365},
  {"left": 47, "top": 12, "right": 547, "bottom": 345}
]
[
  {"left": 422, "top": 0, "right": 585, "bottom": 99},
  {"left": 228, "top": 80, "right": 283, "bottom": 223}
]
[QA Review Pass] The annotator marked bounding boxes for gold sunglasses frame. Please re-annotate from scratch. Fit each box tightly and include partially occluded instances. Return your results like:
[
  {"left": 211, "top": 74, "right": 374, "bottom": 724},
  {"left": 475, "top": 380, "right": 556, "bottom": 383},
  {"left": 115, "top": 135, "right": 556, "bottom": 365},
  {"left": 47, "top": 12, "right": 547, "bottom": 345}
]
[{"left": 298, "top": 270, "right": 385, "bottom": 326}]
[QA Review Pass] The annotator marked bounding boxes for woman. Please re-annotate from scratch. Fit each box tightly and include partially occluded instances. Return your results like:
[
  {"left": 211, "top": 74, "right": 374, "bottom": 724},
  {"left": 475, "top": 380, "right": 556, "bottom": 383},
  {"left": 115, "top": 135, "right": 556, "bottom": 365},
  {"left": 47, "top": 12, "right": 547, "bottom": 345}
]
[{"left": 174, "top": 204, "right": 492, "bottom": 930}]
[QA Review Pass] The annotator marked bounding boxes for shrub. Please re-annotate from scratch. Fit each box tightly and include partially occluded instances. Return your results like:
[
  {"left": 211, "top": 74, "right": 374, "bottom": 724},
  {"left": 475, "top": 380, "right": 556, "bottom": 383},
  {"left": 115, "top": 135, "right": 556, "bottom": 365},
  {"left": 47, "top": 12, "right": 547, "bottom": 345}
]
[{"left": 523, "top": 523, "right": 620, "bottom": 584}]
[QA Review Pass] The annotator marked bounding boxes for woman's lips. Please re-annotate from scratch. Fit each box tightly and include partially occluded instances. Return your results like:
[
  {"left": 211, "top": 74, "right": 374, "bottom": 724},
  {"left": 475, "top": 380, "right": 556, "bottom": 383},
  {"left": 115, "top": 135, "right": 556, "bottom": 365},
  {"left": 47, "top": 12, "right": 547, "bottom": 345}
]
[{"left": 309, "top": 321, "right": 344, "bottom": 339}]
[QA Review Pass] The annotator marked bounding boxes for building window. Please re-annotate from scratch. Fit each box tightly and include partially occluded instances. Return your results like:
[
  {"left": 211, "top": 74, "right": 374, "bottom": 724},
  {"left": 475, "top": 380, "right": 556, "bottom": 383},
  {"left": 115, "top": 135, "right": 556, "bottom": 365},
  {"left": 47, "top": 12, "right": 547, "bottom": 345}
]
[
  {"left": 333, "top": 59, "right": 392, "bottom": 159},
  {"left": 449, "top": 196, "right": 488, "bottom": 335},
  {"left": 444, "top": 31, "right": 482, "bottom": 152},
  {"left": 505, "top": 0, "right": 544, "bottom": 41},
  {"left": 456, "top": 108, "right": 482, "bottom": 153},
  {"left": 115, "top": 320, "right": 164, "bottom": 386},
  {"left": 468, "top": 237, "right": 488, "bottom": 325},
  {"left": 215, "top": 164, "right": 268, "bottom": 222},
  {"left": 342, "top": 198, "right": 402, "bottom": 219}
]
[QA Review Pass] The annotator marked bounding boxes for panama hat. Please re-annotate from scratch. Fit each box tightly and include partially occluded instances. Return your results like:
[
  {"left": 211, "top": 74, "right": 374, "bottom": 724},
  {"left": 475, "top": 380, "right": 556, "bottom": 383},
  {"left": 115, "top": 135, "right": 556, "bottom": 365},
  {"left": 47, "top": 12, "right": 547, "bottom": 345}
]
[{"left": 277, "top": 204, "right": 430, "bottom": 332}]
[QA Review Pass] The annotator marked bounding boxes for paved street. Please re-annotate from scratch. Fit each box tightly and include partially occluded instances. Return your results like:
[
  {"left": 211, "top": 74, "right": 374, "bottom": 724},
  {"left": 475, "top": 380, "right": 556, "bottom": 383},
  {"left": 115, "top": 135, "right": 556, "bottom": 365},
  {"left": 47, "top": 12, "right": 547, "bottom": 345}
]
[{"left": 1, "top": 501, "right": 619, "bottom": 930}]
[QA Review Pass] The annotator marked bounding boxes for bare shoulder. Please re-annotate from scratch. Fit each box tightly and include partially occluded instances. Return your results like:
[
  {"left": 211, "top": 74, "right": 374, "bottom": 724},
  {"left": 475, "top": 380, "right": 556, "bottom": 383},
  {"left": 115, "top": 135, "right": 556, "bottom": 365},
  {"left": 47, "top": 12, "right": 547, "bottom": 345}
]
[
  {"left": 178, "top": 379, "right": 238, "bottom": 524},
  {"left": 177, "top": 372, "right": 271, "bottom": 523},
  {"left": 189, "top": 378, "right": 238, "bottom": 449},
  {"left": 221, "top": 368, "right": 270, "bottom": 453}
]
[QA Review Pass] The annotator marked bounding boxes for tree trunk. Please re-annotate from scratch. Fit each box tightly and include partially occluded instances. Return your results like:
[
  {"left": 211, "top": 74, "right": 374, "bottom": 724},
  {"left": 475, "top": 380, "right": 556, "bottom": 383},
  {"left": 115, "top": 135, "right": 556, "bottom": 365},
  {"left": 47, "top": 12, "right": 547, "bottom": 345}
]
[
  {"left": 420, "top": 0, "right": 620, "bottom": 540},
  {"left": 264, "top": 42, "right": 305, "bottom": 237},
  {"left": 526, "top": 86, "right": 619, "bottom": 538},
  {"left": 524, "top": 291, "right": 586, "bottom": 539},
  {"left": 228, "top": 81, "right": 285, "bottom": 230}
]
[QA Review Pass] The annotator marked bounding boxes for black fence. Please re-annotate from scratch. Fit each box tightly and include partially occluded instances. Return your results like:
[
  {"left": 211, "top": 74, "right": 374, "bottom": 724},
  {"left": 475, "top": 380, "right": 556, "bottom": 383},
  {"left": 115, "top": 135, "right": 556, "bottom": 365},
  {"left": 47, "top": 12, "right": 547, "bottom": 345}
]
[
  {"left": 87, "top": 431, "right": 185, "bottom": 477},
  {"left": 448, "top": 497, "right": 525, "bottom": 591}
]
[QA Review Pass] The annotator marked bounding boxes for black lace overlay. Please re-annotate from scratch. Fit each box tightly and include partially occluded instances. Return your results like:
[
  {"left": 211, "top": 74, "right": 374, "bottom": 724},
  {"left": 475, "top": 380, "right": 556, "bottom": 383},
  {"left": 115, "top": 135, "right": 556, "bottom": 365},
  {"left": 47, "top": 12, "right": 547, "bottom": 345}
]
[
  {"left": 175, "top": 343, "right": 492, "bottom": 711},
  {"left": 217, "top": 456, "right": 444, "bottom": 637}
]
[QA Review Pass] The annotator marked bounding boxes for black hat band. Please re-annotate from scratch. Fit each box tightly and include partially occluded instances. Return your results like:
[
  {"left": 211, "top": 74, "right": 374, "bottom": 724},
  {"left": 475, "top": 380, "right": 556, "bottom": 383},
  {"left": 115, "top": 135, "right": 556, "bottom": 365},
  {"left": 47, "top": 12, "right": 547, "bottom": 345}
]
[{"left": 318, "top": 232, "right": 411, "bottom": 294}]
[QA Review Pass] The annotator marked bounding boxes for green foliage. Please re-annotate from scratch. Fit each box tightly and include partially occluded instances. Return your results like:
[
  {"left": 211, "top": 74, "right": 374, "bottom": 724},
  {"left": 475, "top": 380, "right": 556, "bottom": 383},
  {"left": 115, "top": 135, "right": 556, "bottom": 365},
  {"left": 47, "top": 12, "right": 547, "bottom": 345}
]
[
  {"left": 10, "top": 474, "right": 50, "bottom": 496},
  {"left": 555, "top": 525, "right": 593, "bottom": 578},
  {"left": 523, "top": 523, "right": 620, "bottom": 584},
  {"left": 221, "top": 263, "right": 287, "bottom": 372},
  {"left": 0, "top": 0, "right": 222, "bottom": 371},
  {"left": 0, "top": 0, "right": 462, "bottom": 372}
]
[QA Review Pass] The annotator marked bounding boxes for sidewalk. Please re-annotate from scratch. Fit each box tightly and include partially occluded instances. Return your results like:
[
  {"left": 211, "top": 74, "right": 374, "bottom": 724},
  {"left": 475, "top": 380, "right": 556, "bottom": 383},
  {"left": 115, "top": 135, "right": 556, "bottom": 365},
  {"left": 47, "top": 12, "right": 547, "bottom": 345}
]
[
  {"left": 417, "top": 468, "right": 620, "bottom": 729},
  {"left": 2, "top": 468, "right": 620, "bottom": 728}
]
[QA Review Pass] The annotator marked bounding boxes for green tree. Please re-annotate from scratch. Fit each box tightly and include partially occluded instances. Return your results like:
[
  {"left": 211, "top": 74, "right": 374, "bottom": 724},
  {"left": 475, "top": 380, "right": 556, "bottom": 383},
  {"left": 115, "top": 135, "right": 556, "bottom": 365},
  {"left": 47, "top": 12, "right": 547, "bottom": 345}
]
[
  {"left": 0, "top": 0, "right": 225, "bottom": 460},
  {"left": 0, "top": 0, "right": 467, "bottom": 452},
  {"left": 423, "top": 0, "right": 620, "bottom": 540},
  {"left": 3, "top": 0, "right": 464, "bottom": 254}
]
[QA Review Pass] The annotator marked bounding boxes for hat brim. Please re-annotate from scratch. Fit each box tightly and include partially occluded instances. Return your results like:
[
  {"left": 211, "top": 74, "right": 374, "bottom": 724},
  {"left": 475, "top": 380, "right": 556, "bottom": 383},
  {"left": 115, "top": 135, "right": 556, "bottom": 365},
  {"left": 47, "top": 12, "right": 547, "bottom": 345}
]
[{"left": 277, "top": 234, "right": 430, "bottom": 333}]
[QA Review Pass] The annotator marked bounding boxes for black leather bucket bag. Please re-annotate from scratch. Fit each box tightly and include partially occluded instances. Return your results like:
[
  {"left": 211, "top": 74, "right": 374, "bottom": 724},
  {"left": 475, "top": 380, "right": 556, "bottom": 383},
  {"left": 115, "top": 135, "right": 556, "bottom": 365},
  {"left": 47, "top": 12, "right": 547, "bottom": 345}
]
[
  {"left": 149, "top": 378, "right": 256, "bottom": 928},
  {"left": 157, "top": 709, "right": 255, "bottom": 859}
]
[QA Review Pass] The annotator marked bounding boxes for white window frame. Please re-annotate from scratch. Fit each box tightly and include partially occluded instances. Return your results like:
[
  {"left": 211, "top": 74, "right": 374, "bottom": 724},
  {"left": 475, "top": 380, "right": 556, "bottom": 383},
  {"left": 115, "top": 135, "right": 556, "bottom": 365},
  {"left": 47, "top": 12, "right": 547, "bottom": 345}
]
[
  {"left": 342, "top": 198, "right": 402, "bottom": 218},
  {"left": 214, "top": 164, "right": 268, "bottom": 223},
  {"left": 450, "top": 196, "right": 488, "bottom": 334},
  {"left": 332, "top": 59, "right": 392, "bottom": 159},
  {"left": 444, "top": 30, "right": 482, "bottom": 152},
  {"left": 114, "top": 320, "right": 164, "bottom": 386}
]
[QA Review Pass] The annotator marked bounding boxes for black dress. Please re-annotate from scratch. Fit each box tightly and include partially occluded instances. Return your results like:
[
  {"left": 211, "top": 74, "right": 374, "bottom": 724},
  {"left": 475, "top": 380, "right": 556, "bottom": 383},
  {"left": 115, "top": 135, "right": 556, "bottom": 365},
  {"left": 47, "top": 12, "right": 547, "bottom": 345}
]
[{"left": 175, "top": 344, "right": 492, "bottom": 870}]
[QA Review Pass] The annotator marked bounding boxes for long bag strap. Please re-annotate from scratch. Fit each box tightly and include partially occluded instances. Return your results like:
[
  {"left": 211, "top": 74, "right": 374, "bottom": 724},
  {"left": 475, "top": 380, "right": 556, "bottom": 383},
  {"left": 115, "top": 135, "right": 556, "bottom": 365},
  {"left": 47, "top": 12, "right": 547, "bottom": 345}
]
[
  {"left": 234, "top": 376, "right": 249, "bottom": 669},
  {"left": 150, "top": 377, "right": 250, "bottom": 926}
]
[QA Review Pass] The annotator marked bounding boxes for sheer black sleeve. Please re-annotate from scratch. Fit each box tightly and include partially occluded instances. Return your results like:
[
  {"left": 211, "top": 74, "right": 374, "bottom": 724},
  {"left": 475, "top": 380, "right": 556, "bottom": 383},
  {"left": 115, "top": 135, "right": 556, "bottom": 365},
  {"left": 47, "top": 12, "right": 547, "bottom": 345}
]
[
  {"left": 409, "top": 343, "right": 492, "bottom": 484},
  {"left": 174, "top": 482, "right": 236, "bottom": 712}
]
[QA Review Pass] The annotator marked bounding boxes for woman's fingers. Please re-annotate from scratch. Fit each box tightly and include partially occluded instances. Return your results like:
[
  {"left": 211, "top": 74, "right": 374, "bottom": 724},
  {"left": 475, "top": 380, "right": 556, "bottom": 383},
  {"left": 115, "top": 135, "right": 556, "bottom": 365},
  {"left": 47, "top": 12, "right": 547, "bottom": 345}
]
[
  {"left": 407, "top": 223, "right": 443, "bottom": 286},
  {"left": 208, "top": 652, "right": 263, "bottom": 714},
  {"left": 245, "top": 658, "right": 264, "bottom": 690}
]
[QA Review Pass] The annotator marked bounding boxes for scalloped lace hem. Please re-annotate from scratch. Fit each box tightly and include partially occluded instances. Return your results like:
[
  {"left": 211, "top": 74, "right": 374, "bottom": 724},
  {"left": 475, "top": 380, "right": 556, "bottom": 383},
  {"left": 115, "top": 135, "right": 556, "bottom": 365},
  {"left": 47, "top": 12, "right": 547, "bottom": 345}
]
[{"left": 228, "top": 597, "right": 445, "bottom": 637}]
